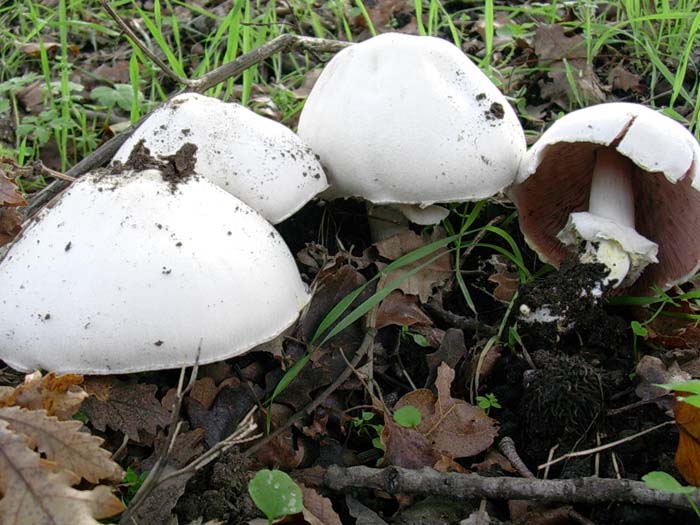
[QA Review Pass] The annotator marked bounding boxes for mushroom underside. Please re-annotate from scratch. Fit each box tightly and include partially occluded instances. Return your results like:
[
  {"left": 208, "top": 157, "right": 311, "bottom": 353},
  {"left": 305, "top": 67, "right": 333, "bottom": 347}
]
[{"left": 510, "top": 141, "right": 700, "bottom": 294}]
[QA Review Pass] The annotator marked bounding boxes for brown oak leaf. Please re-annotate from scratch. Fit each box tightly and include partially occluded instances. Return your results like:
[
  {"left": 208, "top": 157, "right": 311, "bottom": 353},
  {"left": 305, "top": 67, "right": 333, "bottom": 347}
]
[
  {"left": 0, "top": 406, "right": 123, "bottom": 483},
  {"left": 674, "top": 397, "right": 700, "bottom": 486},
  {"left": 82, "top": 377, "right": 170, "bottom": 441},
  {"left": 0, "top": 169, "right": 26, "bottom": 206},
  {"left": 0, "top": 371, "right": 87, "bottom": 419},
  {"left": 0, "top": 419, "right": 125, "bottom": 524}
]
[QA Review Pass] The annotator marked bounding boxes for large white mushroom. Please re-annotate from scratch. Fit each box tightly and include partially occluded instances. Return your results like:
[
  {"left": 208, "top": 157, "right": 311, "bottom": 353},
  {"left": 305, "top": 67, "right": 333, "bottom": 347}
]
[
  {"left": 113, "top": 93, "right": 328, "bottom": 224},
  {"left": 298, "top": 33, "right": 526, "bottom": 237},
  {"left": 0, "top": 168, "right": 310, "bottom": 374},
  {"left": 509, "top": 102, "right": 700, "bottom": 293}
]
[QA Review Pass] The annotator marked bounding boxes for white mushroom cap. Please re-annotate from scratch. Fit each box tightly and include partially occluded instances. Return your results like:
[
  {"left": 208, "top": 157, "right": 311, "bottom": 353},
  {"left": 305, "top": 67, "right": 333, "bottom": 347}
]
[
  {"left": 297, "top": 33, "right": 526, "bottom": 208},
  {"left": 509, "top": 102, "right": 700, "bottom": 293},
  {"left": 113, "top": 93, "right": 328, "bottom": 224},
  {"left": 0, "top": 169, "right": 310, "bottom": 374}
]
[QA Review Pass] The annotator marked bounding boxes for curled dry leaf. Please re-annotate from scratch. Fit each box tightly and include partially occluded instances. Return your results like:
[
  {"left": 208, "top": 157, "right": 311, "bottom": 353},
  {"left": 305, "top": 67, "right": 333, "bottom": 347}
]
[
  {"left": 0, "top": 371, "right": 87, "bottom": 419},
  {"left": 0, "top": 207, "right": 22, "bottom": 247},
  {"left": 298, "top": 484, "right": 342, "bottom": 525},
  {"left": 0, "top": 419, "right": 125, "bottom": 525},
  {"left": 0, "top": 169, "right": 26, "bottom": 207},
  {"left": 0, "top": 406, "right": 123, "bottom": 483},
  {"left": 376, "top": 290, "right": 432, "bottom": 329}
]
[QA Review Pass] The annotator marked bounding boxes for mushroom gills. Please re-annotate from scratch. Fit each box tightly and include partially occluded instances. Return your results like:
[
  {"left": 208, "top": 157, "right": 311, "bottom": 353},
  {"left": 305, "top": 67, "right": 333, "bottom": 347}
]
[{"left": 556, "top": 147, "right": 659, "bottom": 288}]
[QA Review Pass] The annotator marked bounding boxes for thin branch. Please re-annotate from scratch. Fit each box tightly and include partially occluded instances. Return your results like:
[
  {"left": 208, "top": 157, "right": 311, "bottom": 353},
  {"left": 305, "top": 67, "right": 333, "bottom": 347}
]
[
  {"left": 100, "top": 0, "right": 191, "bottom": 87},
  {"left": 498, "top": 436, "right": 534, "bottom": 479},
  {"left": 538, "top": 420, "right": 674, "bottom": 470},
  {"left": 324, "top": 465, "right": 697, "bottom": 512}
]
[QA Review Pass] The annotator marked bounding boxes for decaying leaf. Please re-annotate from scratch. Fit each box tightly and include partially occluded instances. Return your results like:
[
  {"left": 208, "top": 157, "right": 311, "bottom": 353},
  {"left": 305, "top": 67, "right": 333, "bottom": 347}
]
[
  {"left": 0, "top": 169, "right": 26, "bottom": 207},
  {"left": 374, "top": 230, "right": 452, "bottom": 302},
  {"left": 298, "top": 484, "right": 342, "bottom": 525},
  {"left": 376, "top": 290, "right": 433, "bottom": 329},
  {"left": 0, "top": 371, "right": 87, "bottom": 419},
  {"left": 0, "top": 419, "right": 125, "bottom": 524},
  {"left": 0, "top": 406, "right": 123, "bottom": 483},
  {"left": 82, "top": 377, "right": 170, "bottom": 441},
  {"left": 674, "top": 397, "right": 700, "bottom": 486},
  {"left": 393, "top": 363, "right": 498, "bottom": 459},
  {"left": 0, "top": 207, "right": 22, "bottom": 247},
  {"left": 381, "top": 417, "right": 439, "bottom": 469},
  {"left": 533, "top": 25, "right": 605, "bottom": 107},
  {"left": 607, "top": 63, "right": 644, "bottom": 94}
]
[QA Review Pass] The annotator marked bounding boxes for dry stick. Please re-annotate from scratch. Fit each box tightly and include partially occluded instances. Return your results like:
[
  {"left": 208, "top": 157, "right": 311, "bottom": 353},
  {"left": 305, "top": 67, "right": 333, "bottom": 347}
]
[
  {"left": 324, "top": 465, "right": 696, "bottom": 512},
  {"left": 24, "top": 11, "right": 350, "bottom": 218},
  {"left": 498, "top": 436, "right": 535, "bottom": 479},
  {"left": 538, "top": 420, "right": 674, "bottom": 470}
]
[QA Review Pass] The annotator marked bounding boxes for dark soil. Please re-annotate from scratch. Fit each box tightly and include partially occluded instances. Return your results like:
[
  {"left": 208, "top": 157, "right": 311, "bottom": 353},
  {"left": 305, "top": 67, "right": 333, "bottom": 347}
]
[{"left": 114, "top": 139, "right": 199, "bottom": 192}]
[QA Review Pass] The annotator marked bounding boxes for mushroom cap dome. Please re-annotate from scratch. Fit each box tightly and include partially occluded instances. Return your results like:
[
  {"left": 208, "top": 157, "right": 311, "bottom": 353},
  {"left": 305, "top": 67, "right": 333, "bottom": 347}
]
[
  {"left": 509, "top": 102, "right": 700, "bottom": 293},
  {"left": 297, "top": 33, "right": 526, "bottom": 206},
  {"left": 113, "top": 93, "right": 328, "bottom": 224},
  {"left": 0, "top": 169, "right": 310, "bottom": 373}
]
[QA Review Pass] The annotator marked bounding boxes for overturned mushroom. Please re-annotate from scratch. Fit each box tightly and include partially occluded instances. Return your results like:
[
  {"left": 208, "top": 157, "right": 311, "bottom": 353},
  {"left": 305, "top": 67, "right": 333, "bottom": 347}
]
[
  {"left": 0, "top": 167, "right": 310, "bottom": 374},
  {"left": 298, "top": 33, "right": 526, "bottom": 238},
  {"left": 113, "top": 92, "right": 328, "bottom": 224},
  {"left": 509, "top": 102, "right": 700, "bottom": 293}
]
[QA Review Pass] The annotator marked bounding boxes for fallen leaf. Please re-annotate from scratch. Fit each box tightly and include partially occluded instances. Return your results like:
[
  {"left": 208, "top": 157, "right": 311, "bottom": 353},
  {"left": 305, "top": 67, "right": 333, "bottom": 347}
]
[
  {"left": 20, "top": 42, "right": 79, "bottom": 57},
  {"left": 674, "top": 397, "right": 700, "bottom": 486},
  {"left": 0, "top": 371, "right": 87, "bottom": 419},
  {"left": 394, "top": 363, "right": 498, "bottom": 459},
  {"left": 533, "top": 25, "right": 605, "bottom": 107},
  {"left": 376, "top": 290, "right": 433, "bottom": 329},
  {"left": 374, "top": 229, "right": 452, "bottom": 302},
  {"left": 190, "top": 377, "right": 219, "bottom": 411},
  {"left": 0, "top": 207, "right": 22, "bottom": 247},
  {"left": 635, "top": 355, "right": 689, "bottom": 405},
  {"left": 254, "top": 404, "right": 305, "bottom": 470},
  {"left": 0, "top": 419, "right": 125, "bottom": 524},
  {"left": 488, "top": 270, "right": 520, "bottom": 303},
  {"left": 82, "top": 377, "right": 170, "bottom": 441},
  {"left": 425, "top": 328, "right": 466, "bottom": 386},
  {"left": 381, "top": 417, "right": 439, "bottom": 469},
  {"left": 346, "top": 495, "right": 389, "bottom": 525},
  {"left": 607, "top": 63, "right": 644, "bottom": 94},
  {"left": 299, "top": 484, "right": 342, "bottom": 525},
  {"left": 0, "top": 169, "right": 26, "bottom": 206},
  {"left": 0, "top": 406, "right": 123, "bottom": 483}
]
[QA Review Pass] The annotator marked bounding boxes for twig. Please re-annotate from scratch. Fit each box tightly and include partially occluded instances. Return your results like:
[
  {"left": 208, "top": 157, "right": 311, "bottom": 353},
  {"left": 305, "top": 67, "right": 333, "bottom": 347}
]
[
  {"left": 120, "top": 348, "right": 201, "bottom": 524},
  {"left": 25, "top": 12, "right": 350, "bottom": 218},
  {"left": 498, "top": 437, "right": 534, "bottom": 479},
  {"left": 324, "top": 465, "right": 696, "bottom": 512},
  {"left": 538, "top": 420, "right": 674, "bottom": 470},
  {"left": 101, "top": 0, "right": 190, "bottom": 86},
  {"left": 424, "top": 300, "right": 496, "bottom": 336}
]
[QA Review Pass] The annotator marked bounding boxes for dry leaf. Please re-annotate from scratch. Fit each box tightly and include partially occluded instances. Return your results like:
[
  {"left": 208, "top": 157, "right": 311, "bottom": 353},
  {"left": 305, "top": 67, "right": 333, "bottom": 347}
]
[
  {"left": 0, "top": 406, "right": 123, "bottom": 483},
  {"left": 0, "top": 371, "right": 87, "bottom": 419},
  {"left": 299, "top": 484, "right": 342, "bottom": 525},
  {"left": 394, "top": 363, "right": 498, "bottom": 459},
  {"left": 381, "top": 418, "right": 439, "bottom": 469},
  {"left": 674, "top": 397, "right": 700, "bottom": 486},
  {"left": 607, "top": 63, "right": 644, "bottom": 93},
  {"left": 0, "top": 170, "right": 25, "bottom": 206},
  {"left": 0, "top": 207, "right": 22, "bottom": 247},
  {"left": 0, "top": 419, "right": 125, "bottom": 524},
  {"left": 533, "top": 25, "right": 605, "bottom": 107},
  {"left": 82, "top": 377, "right": 170, "bottom": 441},
  {"left": 376, "top": 290, "right": 432, "bottom": 329},
  {"left": 374, "top": 230, "right": 452, "bottom": 302}
]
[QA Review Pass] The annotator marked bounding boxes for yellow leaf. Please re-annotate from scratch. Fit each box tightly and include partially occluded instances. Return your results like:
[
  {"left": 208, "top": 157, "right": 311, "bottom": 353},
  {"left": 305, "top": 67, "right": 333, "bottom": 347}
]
[
  {"left": 0, "top": 371, "right": 87, "bottom": 420},
  {"left": 0, "top": 420, "right": 125, "bottom": 525}
]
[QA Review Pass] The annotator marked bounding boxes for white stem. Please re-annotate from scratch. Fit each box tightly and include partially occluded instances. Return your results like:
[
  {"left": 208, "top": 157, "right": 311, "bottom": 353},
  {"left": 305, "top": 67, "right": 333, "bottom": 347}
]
[{"left": 588, "top": 148, "right": 636, "bottom": 227}]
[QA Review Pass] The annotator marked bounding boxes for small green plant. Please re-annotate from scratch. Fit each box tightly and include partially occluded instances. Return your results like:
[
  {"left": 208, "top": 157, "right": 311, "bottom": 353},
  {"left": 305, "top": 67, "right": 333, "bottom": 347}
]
[
  {"left": 476, "top": 392, "right": 501, "bottom": 415},
  {"left": 352, "top": 410, "right": 385, "bottom": 454},
  {"left": 393, "top": 405, "right": 421, "bottom": 428},
  {"left": 122, "top": 467, "right": 148, "bottom": 505},
  {"left": 657, "top": 379, "right": 700, "bottom": 408},
  {"left": 642, "top": 471, "right": 700, "bottom": 518},
  {"left": 248, "top": 469, "right": 303, "bottom": 524},
  {"left": 400, "top": 325, "right": 429, "bottom": 347}
]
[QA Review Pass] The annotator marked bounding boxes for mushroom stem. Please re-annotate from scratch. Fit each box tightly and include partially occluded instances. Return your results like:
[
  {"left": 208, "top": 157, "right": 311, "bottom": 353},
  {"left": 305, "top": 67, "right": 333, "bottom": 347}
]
[
  {"left": 579, "top": 149, "right": 637, "bottom": 285},
  {"left": 588, "top": 148, "right": 636, "bottom": 227}
]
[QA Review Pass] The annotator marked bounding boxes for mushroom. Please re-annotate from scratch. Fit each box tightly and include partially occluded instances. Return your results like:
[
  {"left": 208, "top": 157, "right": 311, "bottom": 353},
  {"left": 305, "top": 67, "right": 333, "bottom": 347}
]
[
  {"left": 297, "top": 33, "right": 526, "bottom": 238},
  {"left": 113, "top": 93, "right": 328, "bottom": 224},
  {"left": 509, "top": 102, "right": 700, "bottom": 293},
  {"left": 0, "top": 168, "right": 310, "bottom": 374}
]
